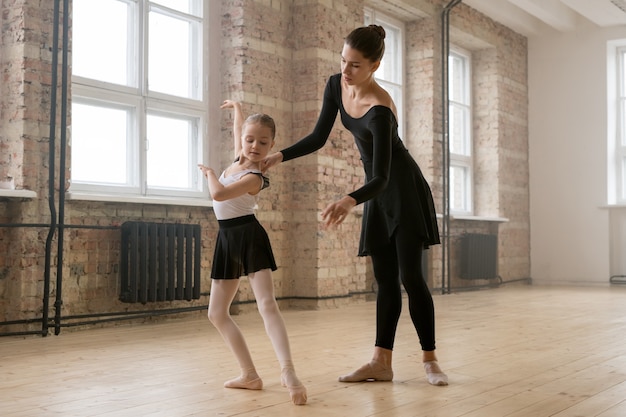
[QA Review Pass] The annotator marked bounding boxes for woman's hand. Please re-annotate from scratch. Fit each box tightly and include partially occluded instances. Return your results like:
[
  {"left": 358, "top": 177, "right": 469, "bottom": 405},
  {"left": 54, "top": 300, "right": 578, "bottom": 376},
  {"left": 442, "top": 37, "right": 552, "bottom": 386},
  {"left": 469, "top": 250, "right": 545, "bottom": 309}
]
[
  {"left": 261, "top": 152, "right": 283, "bottom": 173},
  {"left": 321, "top": 196, "right": 357, "bottom": 227}
]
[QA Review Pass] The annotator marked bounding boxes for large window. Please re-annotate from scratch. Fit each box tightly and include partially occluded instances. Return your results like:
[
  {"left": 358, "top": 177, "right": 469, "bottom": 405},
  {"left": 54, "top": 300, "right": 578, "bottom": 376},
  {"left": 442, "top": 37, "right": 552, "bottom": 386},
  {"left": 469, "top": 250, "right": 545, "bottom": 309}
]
[
  {"left": 71, "top": 0, "right": 209, "bottom": 199},
  {"left": 365, "top": 9, "right": 405, "bottom": 139},
  {"left": 448, "top": 48, "right": 473, "bottom": 214},
  {"left": 611, "top": 44, "right": 626, "bottom": 204},
  {"left": 619, "top": 46, "right": 626, "bottom": 203}
]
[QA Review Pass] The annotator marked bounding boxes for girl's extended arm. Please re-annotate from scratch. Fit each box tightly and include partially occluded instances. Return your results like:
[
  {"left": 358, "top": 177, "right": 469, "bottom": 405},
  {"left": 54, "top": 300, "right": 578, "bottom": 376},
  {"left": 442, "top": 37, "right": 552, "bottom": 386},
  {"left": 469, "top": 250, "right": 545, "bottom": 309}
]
[
  {"left": 198, "top": 165, "right": 263, "bottom": 201},
  {"left": 220, "top": 100, "right": 244, "bottom": 158}
]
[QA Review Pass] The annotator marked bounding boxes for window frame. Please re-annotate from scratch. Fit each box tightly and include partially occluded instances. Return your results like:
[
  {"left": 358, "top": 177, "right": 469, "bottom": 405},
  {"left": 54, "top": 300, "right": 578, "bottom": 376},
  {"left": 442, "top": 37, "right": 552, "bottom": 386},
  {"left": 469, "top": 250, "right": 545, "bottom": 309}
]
[
  {"left": 448, "top": 46, "right": 474, "bottom": 215},
  {"left": 70, "top": 0, "right": 213, "bottom": 202},
  {"left": 619, "top": 46, "right": 626, "bottom": 203},
  {"left": 607, "top": 40, "right": 626, "bottom": 205},
  {"left": 611, "top": 44, "right": 626, "bottom": 204}
]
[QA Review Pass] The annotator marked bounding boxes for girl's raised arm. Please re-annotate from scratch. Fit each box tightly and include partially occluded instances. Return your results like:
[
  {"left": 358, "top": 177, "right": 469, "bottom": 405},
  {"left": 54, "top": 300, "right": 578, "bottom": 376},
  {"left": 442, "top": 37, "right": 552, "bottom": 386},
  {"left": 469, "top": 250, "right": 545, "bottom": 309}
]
[{"left": 220, "top": 100, "right": 244, "bottom": 158}]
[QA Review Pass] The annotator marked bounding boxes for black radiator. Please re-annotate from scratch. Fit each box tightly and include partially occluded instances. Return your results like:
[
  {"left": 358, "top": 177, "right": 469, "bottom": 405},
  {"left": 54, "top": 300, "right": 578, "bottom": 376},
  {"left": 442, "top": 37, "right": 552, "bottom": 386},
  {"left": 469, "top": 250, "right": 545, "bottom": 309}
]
[
  {"left": 459, "top": 233, "right": 498, "bottom": 280},
  {"left": 120, "top": 222, "right": 201, "bottom": 303}
]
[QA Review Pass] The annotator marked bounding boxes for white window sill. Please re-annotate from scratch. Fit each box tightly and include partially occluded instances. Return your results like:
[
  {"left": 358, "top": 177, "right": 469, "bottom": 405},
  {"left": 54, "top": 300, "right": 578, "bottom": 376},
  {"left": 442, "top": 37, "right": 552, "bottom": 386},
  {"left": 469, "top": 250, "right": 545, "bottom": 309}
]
[
  {"left": 66, "top": 192, "right": 213, "bottom": 207},
  {"left": 601, "top": 204, "right": 626, "bottom": 209},
  {"left": 450, "top": 214, "right": 509, "bottom": 222},
  {"left": 0, "top": 189, "right": 37, "bottom": 199}
]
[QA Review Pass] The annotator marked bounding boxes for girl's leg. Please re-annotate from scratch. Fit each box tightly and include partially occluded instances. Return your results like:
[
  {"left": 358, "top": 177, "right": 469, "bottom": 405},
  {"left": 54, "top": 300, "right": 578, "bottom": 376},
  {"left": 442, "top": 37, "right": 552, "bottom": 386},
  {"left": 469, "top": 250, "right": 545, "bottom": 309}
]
[
  {"left": 248, "top": 269, "right": 306, "bottom": 405},
  {"left": 208, "top": 278, "right": 262, "bottom": 390},
  {"left": 394, "top": 228, "right": 448, "bottom": 386},
  {"left": 338, "top": 244, "right": 399, "bottom": 382}
]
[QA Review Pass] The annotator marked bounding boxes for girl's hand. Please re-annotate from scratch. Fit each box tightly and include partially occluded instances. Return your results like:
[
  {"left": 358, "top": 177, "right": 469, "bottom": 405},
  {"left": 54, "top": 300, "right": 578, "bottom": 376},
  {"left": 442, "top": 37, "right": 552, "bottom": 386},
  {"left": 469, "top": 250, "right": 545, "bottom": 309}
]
[
  {"left": 261, "top": 152, "right": 283, "bottom": 173},
  {"left": 220, "top": 99, "right": 240, "bottom": 110},
  {"left": 321, "top": 196, "right": 357, "bottom": 227},
  {"left": 198, "top": 164, "right": 213, "bottom": 177}
]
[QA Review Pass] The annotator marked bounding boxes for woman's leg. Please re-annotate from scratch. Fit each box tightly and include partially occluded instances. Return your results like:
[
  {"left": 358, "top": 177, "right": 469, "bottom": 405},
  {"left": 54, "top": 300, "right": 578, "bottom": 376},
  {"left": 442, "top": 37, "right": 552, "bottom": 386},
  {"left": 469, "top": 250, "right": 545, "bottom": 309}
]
[
  {"left": 371, "top": 243, "right": 403, "bottom": 351},
  {"left": 249, "top": 269, "right": 306, "bottom": 405},
  {"left": 208, "top": 278, "right": 262, "bottom": 389},
  {"left": 338, "top": 243, "right": 399, "bottom": 382},
  {"left": 394, "top": 231, "right": 435, "bottom": 351},
  {"left": 394, "top": 228, "right": 448, "bottom": 385}
]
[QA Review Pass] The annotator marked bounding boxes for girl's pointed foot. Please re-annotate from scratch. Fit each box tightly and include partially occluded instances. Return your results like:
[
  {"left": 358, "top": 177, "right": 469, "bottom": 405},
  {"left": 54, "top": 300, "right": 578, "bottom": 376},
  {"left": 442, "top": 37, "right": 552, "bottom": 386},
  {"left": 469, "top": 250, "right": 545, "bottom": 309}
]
[
  {"left": 223, "top": 375, "right": 263, "bottom": 390},
  {"left": 281, "top": 366, "right": 307, "bottom": 405},
  {"left": 281, "top": 377, "right": 307, "bottom": 405}
]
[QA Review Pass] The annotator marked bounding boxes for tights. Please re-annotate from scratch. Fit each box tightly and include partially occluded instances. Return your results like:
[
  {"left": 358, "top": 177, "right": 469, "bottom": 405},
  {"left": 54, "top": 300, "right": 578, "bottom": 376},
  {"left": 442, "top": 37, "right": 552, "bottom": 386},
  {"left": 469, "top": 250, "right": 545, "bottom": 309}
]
[
  {"left": 208, "top": 269, "right": 299, "bottom": 386},
  {"left": 370, "top": 227, "right": 436, "bottom": 351}
]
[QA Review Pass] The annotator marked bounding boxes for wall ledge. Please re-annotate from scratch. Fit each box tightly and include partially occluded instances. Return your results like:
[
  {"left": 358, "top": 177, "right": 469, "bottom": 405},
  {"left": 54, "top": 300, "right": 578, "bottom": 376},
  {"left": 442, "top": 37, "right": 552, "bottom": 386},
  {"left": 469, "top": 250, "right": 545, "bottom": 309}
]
[
  {"left": 66, "top": 192, "right": 213, "bottom": 207},
  {"left": 451, "top": 215, "right": 509, "bottom": 222},
  {"left": 0, "top": 189, "right": 37, "bottom": 200}
]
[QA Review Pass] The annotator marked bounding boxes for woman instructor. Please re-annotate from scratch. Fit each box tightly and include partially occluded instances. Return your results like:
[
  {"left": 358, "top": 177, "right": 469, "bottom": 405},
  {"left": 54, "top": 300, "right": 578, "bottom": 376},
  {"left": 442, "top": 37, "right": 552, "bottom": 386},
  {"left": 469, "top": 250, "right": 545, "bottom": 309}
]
[{"left": 262, "top": 25, "right": 448, "bottom": 386}]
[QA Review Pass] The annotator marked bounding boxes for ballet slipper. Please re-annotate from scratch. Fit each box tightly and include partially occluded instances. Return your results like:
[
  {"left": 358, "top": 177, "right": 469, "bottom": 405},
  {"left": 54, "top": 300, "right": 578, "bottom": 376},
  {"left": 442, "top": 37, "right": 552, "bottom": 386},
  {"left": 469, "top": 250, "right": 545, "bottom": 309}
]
[
  {"left": 338, "top": 360, "right": 393, "bottom": 382},
  {"left": 281, "top": 366, "right": 307, "bottom": 405},
  {"left": 223, "top": 375, "right": 263, "bottom": 390},
  {"left": 423, "top": 360, "right": 448, "bottom": 386},
  {"left": 281, "top": 374, "right": 307, "bottom": 405}
]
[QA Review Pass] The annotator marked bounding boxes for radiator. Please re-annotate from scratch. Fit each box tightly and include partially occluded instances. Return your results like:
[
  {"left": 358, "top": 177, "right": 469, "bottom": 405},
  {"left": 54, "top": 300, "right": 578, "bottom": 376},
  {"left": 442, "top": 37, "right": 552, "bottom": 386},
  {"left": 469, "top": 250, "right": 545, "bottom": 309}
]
[
  {"left": 459, "top": 233, "right": 498, "bottom": 280},
  {"left": 120, "top": 221, "right": 201, "bottom": 303}
]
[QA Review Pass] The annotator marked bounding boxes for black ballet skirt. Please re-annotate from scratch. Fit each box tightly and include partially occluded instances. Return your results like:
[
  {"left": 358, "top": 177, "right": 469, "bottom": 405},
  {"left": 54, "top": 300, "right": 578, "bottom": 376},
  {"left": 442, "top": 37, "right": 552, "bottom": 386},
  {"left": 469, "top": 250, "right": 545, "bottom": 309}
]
[{"left": 211, "top": 215, "right": 277, "bottom": 279}]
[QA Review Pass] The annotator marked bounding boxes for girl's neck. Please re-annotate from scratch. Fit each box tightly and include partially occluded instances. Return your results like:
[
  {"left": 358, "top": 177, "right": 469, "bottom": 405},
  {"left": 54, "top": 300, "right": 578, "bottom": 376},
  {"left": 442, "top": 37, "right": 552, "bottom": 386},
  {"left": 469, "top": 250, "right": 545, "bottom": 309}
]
[{"left": 236, "top": 155, "right": 261, "bottom": 171}]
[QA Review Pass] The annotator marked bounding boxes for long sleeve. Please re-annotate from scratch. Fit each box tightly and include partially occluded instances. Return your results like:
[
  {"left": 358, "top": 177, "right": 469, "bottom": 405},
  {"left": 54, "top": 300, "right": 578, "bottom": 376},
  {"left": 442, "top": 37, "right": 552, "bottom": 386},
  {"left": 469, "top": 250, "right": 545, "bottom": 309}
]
[
  {"left": 281, "top": 74, "right": 400, "bottom": 207},
  {"left": 347, "top": 112, "right": 393, "bottom": 205}
]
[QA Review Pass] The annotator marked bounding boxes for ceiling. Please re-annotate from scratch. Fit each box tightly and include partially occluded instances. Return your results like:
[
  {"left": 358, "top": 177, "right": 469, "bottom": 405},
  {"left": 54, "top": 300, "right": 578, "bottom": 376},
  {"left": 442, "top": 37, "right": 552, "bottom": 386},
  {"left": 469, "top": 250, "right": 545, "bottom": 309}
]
[{"left": 462, "top": 0, "right": 626, "bottom": 37}]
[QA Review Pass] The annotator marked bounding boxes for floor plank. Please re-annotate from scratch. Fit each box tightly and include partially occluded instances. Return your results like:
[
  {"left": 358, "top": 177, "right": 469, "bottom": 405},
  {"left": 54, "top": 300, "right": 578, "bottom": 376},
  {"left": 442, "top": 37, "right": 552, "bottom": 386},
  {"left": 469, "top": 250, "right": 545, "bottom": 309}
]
[{"left": 1, "top": 285, "right": 625, "bottom": 416}]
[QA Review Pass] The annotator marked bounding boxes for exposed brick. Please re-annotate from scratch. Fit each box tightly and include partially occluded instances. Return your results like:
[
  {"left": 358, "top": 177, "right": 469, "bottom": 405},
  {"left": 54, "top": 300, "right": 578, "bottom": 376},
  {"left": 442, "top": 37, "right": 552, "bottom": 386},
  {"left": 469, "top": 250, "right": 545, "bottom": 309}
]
[{"left": 0, "top": 0, "right": 530, "bottom": 332}]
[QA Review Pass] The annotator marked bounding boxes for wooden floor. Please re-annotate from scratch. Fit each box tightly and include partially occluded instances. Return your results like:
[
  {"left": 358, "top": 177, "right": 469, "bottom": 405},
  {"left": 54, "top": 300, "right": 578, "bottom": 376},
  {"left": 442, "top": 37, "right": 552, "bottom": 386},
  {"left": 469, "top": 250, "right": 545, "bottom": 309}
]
[{"left": 2, "top": 285, "right": 626, "bottom": 417}]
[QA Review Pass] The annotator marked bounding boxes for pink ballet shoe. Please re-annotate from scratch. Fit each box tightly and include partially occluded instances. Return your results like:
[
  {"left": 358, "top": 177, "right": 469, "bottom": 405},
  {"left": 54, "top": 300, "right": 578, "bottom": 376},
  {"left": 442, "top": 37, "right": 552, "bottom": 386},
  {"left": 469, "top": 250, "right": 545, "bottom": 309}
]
[
  {"left": 423, "top": 360, "right": 448, "bottom": 386},
  {"left": 281, "top": 374, "right": 307, "bottom": 405},
  {"left": 338, "top": 360, "right": 393, "bottom": 382},
  {"left": 223, "top": 375, "right": 263, "bottom": 390},
  {"left": 280, "top": 366, "right": 307, "bottom": 405}
]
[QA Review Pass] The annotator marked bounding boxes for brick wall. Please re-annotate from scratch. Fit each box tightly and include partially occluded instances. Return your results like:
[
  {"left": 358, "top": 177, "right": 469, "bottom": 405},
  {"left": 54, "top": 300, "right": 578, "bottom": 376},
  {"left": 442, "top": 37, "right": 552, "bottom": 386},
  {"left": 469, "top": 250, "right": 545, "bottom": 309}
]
[{"left": 0, "top": 0, "right": 530, "bottom": 333}]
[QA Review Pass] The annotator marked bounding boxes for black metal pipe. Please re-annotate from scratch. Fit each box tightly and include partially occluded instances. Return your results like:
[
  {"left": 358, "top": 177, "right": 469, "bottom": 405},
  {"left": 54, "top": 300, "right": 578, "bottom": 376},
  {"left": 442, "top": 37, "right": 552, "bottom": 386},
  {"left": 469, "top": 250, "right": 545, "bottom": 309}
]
[
  {"left": 441, "top": 0, "right": 463, "bottom": 295},
  {"left": 53, "top": 0, "right": 70, "bottom": 336},
  {"left": 64, "top": 224, "right": 120, "bottom": 230},
  {"left": 0, "top": 223, "right": 53, "bottom": 228},
  {"left": 1, "top": 295, "right": 378, "bottom": 337},
  {"left": 0, "top": 224, "right": 119, "bottom": 229},
  {"left": 0, "top": 317, "right": 44, "bottom": 326},
  {"left": 42, "top": 0, "right": 62, "bottom": 337},
  {"left": 0, "top": 330, "right": 45, "bottom": 337},
  {"left": 0, "top": 288, "right": 377, "bottom": 337}
]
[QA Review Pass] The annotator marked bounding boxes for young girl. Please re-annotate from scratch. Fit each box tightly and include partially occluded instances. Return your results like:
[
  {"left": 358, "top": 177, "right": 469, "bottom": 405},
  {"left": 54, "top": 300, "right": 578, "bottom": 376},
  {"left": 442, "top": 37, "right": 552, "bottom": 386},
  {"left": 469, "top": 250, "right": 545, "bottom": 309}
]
[{"left": 199, "top": 100, "right": 307, "bottom": 405}]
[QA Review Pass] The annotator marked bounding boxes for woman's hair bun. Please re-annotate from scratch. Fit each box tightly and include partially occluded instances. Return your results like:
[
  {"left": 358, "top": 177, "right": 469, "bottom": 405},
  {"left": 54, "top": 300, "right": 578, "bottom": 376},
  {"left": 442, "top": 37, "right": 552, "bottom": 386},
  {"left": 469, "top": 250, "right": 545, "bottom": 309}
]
[{"left": 369, "top": 24, "right": 386, "bottom": 39}]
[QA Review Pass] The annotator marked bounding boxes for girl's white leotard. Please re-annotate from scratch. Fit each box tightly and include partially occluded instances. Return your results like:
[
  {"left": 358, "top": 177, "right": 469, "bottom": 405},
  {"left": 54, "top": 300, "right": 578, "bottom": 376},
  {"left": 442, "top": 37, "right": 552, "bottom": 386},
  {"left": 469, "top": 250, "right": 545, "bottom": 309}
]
[{"left": 212, "top": 169, "right": 267, "bottom": 220}]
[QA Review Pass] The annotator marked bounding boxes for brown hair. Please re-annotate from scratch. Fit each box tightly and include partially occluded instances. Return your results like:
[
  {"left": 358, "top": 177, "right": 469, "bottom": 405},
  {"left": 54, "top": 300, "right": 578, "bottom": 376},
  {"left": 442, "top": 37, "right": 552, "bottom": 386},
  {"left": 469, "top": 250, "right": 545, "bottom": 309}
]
[
  {"left": 243, "top": 113, "right": 276, "bottom": 139},
  {"left": 344, "top": 24, "right": 386, "bottom": 62}
]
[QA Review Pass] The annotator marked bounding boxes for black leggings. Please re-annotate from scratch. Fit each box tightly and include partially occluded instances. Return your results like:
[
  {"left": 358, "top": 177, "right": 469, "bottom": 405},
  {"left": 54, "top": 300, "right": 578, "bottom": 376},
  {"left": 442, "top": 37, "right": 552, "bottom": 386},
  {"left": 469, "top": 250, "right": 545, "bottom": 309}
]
[{"left": 370, "top": 227, "right": 436, "bottom": 351}]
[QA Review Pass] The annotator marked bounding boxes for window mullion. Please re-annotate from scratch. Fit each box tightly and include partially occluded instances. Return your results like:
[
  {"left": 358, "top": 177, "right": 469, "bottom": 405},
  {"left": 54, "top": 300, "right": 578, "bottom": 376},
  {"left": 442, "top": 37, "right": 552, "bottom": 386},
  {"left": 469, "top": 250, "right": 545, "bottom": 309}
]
[
  {"left": 449, "top": 47, "right": 473, "bottom": 214},
  {"left": 139, "top": 0, "right": 148, "bottom": 97},
  {"left": 618, "top": 48, "right": 626, "bottom": 202},
  {"left": 139, "top": 0, "right": 149, "bottom": 194},
  {"left": 138, "top": 101, "right": 147, "bottom": 196}
]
